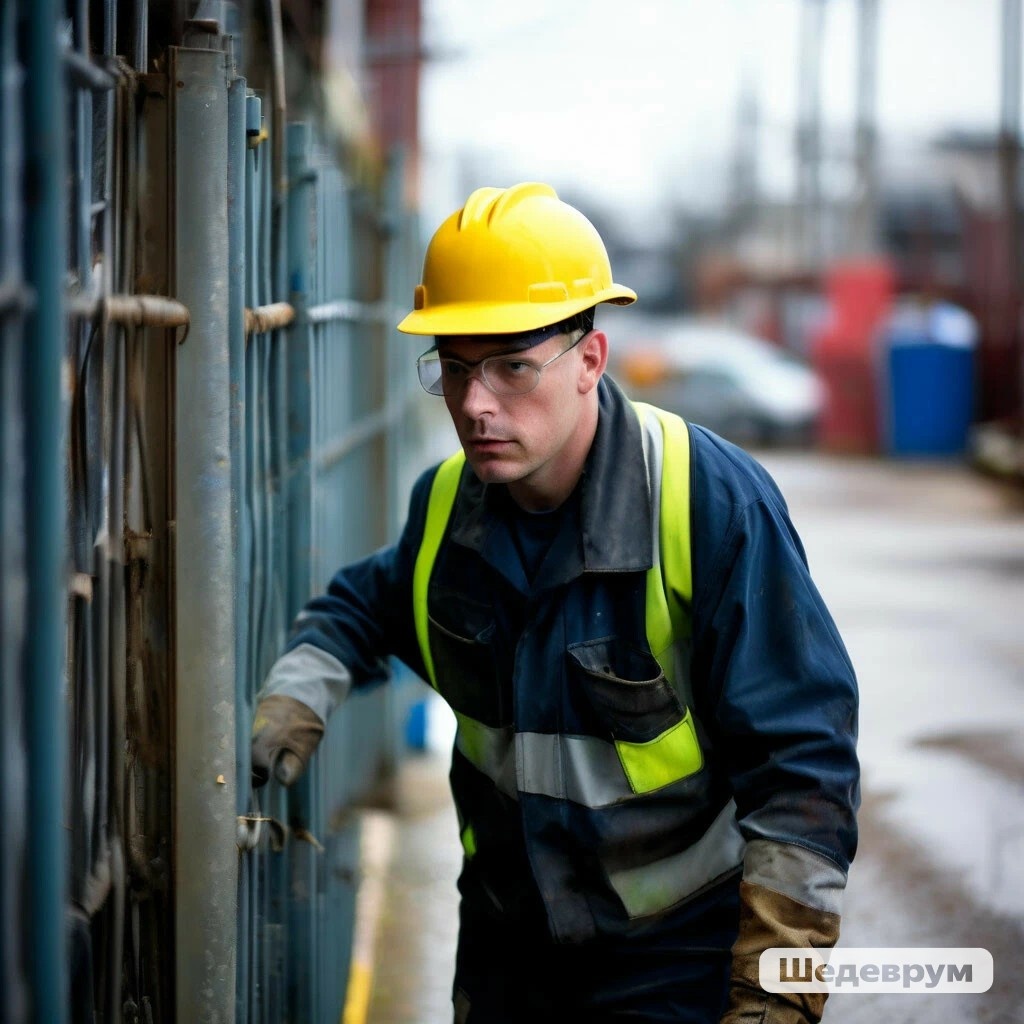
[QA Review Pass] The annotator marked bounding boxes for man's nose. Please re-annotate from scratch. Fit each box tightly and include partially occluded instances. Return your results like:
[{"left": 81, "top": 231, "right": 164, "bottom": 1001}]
[{"left": 456, "top": 372, "right": 498, "bottom": 419}]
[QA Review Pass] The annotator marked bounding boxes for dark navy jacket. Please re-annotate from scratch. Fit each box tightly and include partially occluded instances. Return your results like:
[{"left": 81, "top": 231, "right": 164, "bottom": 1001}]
[{"left": 273, "top": 376, "right": 859, "bottom": 947}]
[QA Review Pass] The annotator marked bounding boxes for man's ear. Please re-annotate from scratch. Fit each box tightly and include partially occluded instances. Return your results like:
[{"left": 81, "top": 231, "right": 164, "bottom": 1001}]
[{"left": 577, "top": 330, "right": 608, "bottom": 394}]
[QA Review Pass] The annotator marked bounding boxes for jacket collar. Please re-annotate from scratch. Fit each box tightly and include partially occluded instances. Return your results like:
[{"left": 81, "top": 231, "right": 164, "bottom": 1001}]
[{"left": 447, "top": 375, "right": 653, "bottom": 584}]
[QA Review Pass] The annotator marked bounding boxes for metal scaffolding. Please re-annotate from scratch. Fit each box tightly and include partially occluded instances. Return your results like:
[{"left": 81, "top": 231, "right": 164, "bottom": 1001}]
[{"left": 1, "top": 2, "right": 426, "bottom": 1021}]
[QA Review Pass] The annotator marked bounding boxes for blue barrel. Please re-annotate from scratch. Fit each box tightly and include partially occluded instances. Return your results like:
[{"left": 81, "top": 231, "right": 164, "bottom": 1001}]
[
  {"left": 404, "top": 698, "right": 429, "bottom": 751},
  {"left": 883, "top": 303, "right": 976, "bottom": 456}
]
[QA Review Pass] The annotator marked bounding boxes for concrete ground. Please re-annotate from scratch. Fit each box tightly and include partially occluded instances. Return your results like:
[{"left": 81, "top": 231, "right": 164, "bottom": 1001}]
[{"left": 362, "top": 453, "right": 1024, "bottom": 1024}]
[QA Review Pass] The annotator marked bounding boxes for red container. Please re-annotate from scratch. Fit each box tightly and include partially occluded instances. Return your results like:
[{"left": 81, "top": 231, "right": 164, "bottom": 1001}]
[
  {"left": 811, "top": 260, "right": 895, "bottom": 453},
  {"left": 825, "top": 260, "right": 895, "bottom": 342}
]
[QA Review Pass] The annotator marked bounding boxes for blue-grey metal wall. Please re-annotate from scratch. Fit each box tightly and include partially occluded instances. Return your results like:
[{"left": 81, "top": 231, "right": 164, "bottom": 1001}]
[
  {"left": 3, "top": 0, "right": 72, "bottom": 1021},
  {"left": 1, "top": 3, "right": 34, "bottom": 1021},
  {"left": 233, "top": 111, "right": 426, "bottom": 1024},
  {"left": 0, "top": 2, "right": 428, "bottom": 1021}
]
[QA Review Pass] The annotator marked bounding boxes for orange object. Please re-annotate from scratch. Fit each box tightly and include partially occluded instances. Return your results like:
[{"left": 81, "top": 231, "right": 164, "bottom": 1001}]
[{"left": 619, "top": 350, "right": 671, "bottom": 388}]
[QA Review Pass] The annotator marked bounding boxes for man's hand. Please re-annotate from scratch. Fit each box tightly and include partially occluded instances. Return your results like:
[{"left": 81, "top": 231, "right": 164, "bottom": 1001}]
[
  {"left": 720, "top": 879, "right": 838, "bottom": 1024},
  {"left": 251, "top": 694, "right": 325, "bottom": 788}
]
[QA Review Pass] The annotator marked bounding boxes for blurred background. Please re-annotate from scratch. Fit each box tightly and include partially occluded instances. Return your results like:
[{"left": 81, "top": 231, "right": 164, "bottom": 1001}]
[
  {"left": 418, "top": 0, "right": 1023, "bottom": 466},
  {"left": 2, "top": 2, "right": 1023, "bottom": 1023}
]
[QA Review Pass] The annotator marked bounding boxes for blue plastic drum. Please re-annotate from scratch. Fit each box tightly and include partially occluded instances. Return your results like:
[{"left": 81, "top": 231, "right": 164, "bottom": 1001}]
[{"left": 883, "top": 302, "right": 976, "bottom": 456}]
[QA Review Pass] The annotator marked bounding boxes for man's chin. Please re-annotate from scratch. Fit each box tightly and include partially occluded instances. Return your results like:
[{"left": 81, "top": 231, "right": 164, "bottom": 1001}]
[{"left": 464, "top": 452, "right": 522, "bottom": 485}]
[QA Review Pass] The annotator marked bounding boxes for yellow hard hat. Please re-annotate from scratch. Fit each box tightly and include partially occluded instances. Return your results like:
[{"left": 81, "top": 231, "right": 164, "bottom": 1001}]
[{"left": 397, "top": 182, "right": 637, "bottom": 336}]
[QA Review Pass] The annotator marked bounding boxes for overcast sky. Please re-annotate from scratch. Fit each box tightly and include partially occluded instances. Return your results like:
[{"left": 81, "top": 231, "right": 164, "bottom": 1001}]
[{"left": 419, "top": 0, "right": 1007, "bottom": 230}]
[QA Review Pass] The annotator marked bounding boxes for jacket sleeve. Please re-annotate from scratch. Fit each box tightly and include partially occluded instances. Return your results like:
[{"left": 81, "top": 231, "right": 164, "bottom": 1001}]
[
  {"left": 256, "top": 466, "right": 436, "bottom": 721},
  {"left": 687, "top": 430, "right": 859, "bottom": 1023}
]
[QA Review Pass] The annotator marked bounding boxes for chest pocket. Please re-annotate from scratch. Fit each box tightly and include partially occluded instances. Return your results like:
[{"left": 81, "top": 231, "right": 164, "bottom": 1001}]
[
  {"left": 427, "top": 588, "right": 509, "bottom": 728},
  {"left": 568, "top": 636, "right": 703, "bottom": 795}
]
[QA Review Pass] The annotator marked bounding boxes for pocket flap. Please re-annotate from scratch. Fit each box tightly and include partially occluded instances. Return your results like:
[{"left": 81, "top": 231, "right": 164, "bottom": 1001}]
[
  {"left": 567, "top": 636, "right": 683, "bottom": 744},
  {"left": 615, "top": 711, "right": 704, "bottom": 795}
]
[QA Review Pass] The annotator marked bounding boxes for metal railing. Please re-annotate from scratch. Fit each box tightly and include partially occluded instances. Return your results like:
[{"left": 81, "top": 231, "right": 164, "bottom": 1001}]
[
  {"left": 229, "top": 111, "right": 428, "bottom": 1024},
  {"left": 1, "top": 4, "right": 35, "bottom": 1021},
  {"left": 1, "top": 2, "right": 429, "bottom": 1021}
]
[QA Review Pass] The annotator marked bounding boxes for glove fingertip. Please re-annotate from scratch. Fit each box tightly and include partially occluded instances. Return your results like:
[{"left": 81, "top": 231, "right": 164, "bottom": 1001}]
[{"left": 275, "top": 751, "right": 304, "bottom": 787}]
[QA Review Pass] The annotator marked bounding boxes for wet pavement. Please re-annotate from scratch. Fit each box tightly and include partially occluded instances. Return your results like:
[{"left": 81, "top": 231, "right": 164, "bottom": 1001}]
[
  {"left": 363, "top": 453, "right": 1024, "bottom": 1024},
  {"left": 363, "top": 752, "right": 461, "bottom": 1024}
]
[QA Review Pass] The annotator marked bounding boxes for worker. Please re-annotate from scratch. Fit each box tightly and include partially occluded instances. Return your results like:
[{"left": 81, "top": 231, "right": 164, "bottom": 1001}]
[{"left": 251, "top": 182, "right": 859, "bottom": 1023}]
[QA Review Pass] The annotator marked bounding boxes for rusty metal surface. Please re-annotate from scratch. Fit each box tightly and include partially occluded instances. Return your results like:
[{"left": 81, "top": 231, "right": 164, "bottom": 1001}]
[
  {"left": 244, "top": 300, "right": 295, "bottom": 335},
  {"left": 60, "top": 15, "right": 178, "bottom": 1022},
  {"left": 69, "top": 292, "right": 191, "bottom": 331},
  {"left": 62, "top": 30, "right": 144, "bottom": 1024}
]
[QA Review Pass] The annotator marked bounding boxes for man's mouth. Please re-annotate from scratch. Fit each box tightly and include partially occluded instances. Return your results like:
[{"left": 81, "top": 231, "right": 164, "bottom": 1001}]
[{"left": 467, "top": 437, "right": 511, "bottom": 450}]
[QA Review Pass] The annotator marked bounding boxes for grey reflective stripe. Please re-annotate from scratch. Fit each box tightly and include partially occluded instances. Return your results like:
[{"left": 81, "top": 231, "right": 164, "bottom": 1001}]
[
  {"left": 461, "top": 725, "right": 707, "bottom": 810},
  {"left": 742, "top": 837, "right": 847, "bottom": 916},
  {"left": 608, "top": 798, "right": 746, "bottom": 919},
  {"left": 258, "top": 642, "right": 352, "bottom": 723},
  {"left": 457, "top": 720, "right": 685, "bottom": 809},
  {"left": 454, "top": 714, "right": 518, "bottom": 800},
  {"left": 517, "top": 732, "right": 642, "bottom": 808}
]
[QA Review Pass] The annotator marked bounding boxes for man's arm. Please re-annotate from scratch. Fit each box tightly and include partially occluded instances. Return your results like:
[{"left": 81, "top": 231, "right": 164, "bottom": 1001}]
[
  {"left": 688, "top": 432, "right": 859, "bottom": 1023},
  {"left": 251, "top": 467, "right": 436, "bottom": 785}
]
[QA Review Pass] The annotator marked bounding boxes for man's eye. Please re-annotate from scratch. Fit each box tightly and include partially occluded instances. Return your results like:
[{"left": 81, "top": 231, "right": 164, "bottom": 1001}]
[
  {"left": 502, "top": 360, "right": 530, "bottom": 374},
  {"left": 441, "top": 361, "right": 467, "bottom": 376}
]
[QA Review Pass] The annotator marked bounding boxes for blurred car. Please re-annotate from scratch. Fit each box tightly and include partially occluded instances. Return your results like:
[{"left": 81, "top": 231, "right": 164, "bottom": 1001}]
[{"left": 612, "top": 320, "right": 824, "bottom": 447}]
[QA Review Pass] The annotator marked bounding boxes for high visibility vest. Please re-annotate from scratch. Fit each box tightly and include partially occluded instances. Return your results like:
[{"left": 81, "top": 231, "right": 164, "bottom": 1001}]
[
  {"left": 413, "top": 399, "right": 693, "bottom": 715},
  {"left": 410, "top": 403, "right": 746, "bottom": 924}
]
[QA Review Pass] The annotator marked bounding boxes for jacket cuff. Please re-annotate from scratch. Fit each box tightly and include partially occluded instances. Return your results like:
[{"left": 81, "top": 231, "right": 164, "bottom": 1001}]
[
  {"left": 257, "top": 642, "right": 352, "bottom": 724},
  {"left": 743, "top": 838, "right": 846, "bottom": 916}
]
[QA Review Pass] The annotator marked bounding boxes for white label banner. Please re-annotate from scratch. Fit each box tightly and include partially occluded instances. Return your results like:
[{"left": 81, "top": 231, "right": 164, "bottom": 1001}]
[{"left": 760, "top": 947, "right": 993, "bottom": 994}]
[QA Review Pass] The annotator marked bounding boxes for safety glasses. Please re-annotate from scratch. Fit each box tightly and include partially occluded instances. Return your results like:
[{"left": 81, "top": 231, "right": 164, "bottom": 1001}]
[{"left": 417, "top": 329, "right": 586, "bottom": 397}]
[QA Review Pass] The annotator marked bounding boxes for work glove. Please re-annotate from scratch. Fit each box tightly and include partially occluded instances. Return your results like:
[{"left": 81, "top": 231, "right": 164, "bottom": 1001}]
[
  {"left": 720, "top": 879, "right": 839, "bottom": 1024},
  {"left": 251, "top": 693, "right": 325, "bottom": 788}
]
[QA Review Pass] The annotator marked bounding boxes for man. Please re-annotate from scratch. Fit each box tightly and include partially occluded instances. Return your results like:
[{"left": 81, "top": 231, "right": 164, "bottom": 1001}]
[{"left": 252, "top": 182, "right": 859, "bottom": 1023}]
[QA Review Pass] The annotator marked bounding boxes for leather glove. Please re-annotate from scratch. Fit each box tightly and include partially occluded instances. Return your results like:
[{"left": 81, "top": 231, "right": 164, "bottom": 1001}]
[
  {"left": 720, "top": 880, "right": 840, "bottom": 1024},
  {"left": 251, "top": 694, "right": 325, "bottom": 788}
]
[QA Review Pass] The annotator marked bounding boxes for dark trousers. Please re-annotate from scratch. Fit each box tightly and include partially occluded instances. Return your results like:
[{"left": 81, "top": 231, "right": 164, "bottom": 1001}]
[{"left": 452, "top": 876, "right": 737, "bottom": 1023}]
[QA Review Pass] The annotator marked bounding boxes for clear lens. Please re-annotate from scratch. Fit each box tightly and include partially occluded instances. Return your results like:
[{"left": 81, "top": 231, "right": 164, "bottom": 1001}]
[
  {"left": 416, "top": 353, "right": 446, "bottom": 395},
  {"left": 416, "top": 351, "right": 541, "bottom": 396},
  {"left": 416, "top": 330, "right": 583, "bottom": 397},
  {"left": 482, "top": 356, "right": 541, "bottom": 395}
]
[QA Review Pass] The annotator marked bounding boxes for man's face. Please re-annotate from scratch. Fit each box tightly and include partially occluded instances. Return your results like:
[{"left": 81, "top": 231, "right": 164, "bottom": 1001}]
[{"left": 436, "top": 330, "right": 601, "bottom": 505}]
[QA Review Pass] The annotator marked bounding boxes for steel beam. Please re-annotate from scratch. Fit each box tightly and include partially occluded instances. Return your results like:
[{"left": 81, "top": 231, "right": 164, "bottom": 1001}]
[
  {"left": 170, "top": 46, "right": 237, "bottom": 1024},
  {"left": 21, "top": 0, "right": 69, "bottom": 1018}
]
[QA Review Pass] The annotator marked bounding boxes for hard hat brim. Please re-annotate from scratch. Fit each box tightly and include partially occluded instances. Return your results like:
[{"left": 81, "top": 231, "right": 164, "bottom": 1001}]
[{"left": 396, "top": 286, "right": 637, "bottom": 336}]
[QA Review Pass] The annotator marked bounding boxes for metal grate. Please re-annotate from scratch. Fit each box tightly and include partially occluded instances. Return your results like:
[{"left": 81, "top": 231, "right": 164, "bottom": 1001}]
[{"left": 1, "top": 2, "right": 428, "bottom": 1021}]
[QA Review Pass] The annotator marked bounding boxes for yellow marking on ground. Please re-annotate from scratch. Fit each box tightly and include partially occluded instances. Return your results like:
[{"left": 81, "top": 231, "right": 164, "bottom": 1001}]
[
  {"left": 342, "top": 963, "right": 373, "bottom": 1024},
  {"left": 340, "top": 811, "right": 395, "bottom": 1024}
]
